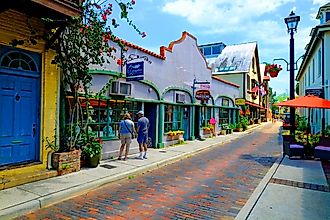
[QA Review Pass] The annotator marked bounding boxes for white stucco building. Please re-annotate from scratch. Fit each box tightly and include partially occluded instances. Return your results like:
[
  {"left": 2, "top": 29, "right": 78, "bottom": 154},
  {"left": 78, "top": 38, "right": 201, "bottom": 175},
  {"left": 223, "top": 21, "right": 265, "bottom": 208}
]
[
  {"left": 296, "top": 3, "right": 330, "bottom": 133},
  {"left": 83, "top": 32, "right": 240, "bottom": 159}
]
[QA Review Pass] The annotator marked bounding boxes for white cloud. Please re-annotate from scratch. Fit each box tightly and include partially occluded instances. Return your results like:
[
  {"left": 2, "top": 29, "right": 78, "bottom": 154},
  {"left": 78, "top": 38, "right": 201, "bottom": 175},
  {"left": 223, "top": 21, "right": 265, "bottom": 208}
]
[
  {"left": 162, "top": 0, "right": 295, "bottom": 31},
  {"left": 313, "top": 0, "right": 329, "bottom": 6}
]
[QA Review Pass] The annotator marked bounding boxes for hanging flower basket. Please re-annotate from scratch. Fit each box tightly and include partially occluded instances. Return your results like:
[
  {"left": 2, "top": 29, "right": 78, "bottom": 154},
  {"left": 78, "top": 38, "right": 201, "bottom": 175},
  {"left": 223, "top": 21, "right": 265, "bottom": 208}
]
[
  {"left": 264, "top": 63, "right": 282, "bottom": 78},
  {"left": 269, "top": 70, "right": 279, "bottom": 78}
]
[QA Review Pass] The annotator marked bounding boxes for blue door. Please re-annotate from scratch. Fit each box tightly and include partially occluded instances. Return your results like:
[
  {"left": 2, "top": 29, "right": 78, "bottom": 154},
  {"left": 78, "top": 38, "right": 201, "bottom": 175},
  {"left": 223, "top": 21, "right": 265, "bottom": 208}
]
[{"left": 0, "top": 48, "right": 40, "bottom": 166}]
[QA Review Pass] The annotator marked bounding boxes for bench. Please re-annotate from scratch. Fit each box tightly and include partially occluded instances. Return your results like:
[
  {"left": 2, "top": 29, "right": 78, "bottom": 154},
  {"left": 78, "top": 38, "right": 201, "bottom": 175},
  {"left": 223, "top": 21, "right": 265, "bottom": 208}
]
[{"left": 314, "top": 137, "right": 330, "bottom": 160}]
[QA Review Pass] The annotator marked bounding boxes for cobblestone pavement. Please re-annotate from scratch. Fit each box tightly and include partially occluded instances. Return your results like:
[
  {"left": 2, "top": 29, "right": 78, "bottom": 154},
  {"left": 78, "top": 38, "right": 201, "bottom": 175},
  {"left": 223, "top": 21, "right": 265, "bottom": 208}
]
[{"left": 17, "top": 123, "right": 282, "bottom": 220}]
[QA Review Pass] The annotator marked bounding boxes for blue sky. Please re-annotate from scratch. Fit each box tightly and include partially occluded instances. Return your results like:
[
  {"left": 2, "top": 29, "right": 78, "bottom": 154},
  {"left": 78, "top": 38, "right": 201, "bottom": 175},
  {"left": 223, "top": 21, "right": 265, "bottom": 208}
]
[{"left": 114, "top": 0, "right": 329, "bottom": 95}]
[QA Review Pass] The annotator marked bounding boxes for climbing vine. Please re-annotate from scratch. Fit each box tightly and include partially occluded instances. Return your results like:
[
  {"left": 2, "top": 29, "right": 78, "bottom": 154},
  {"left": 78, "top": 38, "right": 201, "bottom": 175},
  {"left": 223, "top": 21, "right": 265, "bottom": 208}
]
[{"left": 12, "top": 0, "right": 145, "bottom": 151}]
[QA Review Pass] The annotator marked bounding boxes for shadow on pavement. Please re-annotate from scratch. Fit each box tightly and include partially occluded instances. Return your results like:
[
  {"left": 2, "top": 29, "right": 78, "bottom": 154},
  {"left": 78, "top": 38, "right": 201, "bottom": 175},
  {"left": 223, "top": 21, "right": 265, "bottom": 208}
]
[{"left": 240, "top": 154, "right": 277, "bottom": 167}]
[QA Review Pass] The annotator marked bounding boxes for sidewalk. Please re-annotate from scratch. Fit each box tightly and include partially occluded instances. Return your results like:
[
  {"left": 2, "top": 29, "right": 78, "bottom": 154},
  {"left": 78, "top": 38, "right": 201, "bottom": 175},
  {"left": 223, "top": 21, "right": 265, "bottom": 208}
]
[
  {"left": 236, "top": 155, "right": 330, "bottom": 220},
  {"left": 0, "top": 124, "right": 259, "bottom": 219}
]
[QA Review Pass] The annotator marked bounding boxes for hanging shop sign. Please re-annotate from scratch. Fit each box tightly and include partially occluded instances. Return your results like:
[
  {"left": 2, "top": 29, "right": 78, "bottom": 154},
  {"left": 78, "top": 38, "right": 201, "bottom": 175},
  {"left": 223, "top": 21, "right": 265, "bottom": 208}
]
[
  {"left": 126, "top": 61, "right": 144, "bottom": 81},
  {"left": 235, "top": 98, "right": 246, "bottom": 106},
  {"left": 196, "top": 83, "right": 211, "bottom": 90},
  {"left": 195, "top": 90, "right": 211, "bottom": 101},
  {"left": 305, "top": 88, "right": 324, "bottom": 98}
]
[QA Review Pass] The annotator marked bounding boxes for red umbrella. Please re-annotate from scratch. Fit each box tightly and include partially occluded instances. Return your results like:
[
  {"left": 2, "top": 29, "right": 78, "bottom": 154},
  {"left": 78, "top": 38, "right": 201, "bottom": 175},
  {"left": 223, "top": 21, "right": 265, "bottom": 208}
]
[
  {"left": 275, "top": 95, "right": 330, "bottom": 144},
  {"left": 275, "top": 95, "right": 330, "bottom": 109}
]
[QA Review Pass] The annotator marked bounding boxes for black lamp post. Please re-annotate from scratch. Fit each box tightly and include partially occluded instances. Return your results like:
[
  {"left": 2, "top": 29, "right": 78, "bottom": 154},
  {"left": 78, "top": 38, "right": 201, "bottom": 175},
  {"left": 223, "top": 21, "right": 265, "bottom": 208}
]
[{"left": 284, "top": 11, "right": 300, "bottom": 135}]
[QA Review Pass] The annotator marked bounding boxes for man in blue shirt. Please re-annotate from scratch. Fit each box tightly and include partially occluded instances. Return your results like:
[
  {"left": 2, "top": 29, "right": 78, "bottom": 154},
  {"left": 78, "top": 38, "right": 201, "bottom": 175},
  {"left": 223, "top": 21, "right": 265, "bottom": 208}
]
[{"left": 136, "top": 111, "right": 149, "bottom": 159}]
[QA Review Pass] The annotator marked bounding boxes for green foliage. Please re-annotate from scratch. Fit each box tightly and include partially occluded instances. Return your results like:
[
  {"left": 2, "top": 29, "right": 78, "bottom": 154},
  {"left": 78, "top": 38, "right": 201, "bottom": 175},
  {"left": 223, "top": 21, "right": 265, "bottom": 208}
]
[
  {"left": 322, "top": 125, "right": 330, "bottom": 137},
  {"left": 81, "top": 131, "right": 103, "bottom": 158},
  {"left": 44, "top": 135, "right": 60, "bottom": 152},
  {"left": 295, "top": 131, "right": 320, "bottom": 148},
  {"left": 239, "top": 116, "right": 249, "bottom": 130},
  {"left": 296, "top": 115, "right": 308, "bottom": 132}
]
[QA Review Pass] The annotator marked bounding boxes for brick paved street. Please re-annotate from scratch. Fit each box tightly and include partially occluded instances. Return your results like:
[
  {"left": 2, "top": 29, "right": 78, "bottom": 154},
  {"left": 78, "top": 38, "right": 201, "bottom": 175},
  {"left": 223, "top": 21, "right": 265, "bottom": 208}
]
[{"left": 16, "top": 123, "right": 282, "bottom": 220}]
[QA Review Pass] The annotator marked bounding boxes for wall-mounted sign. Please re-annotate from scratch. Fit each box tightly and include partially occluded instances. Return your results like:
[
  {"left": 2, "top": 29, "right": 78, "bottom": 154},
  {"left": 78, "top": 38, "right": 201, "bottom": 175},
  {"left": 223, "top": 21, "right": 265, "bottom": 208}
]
[
  {"left": 197, "top": 83, "right": 211, "bottom": 90},
  {"left": 305, "top": 88, "right": 324, "bottom": 98},
  {"left": 235, "top": 98, "right": 246, "bottom": 106},
  {"left": 195, "top": 90, "right": 211, "bottom": 101},
  {"left": 126, "top": 61, "right": 144, "bottom": 81}
]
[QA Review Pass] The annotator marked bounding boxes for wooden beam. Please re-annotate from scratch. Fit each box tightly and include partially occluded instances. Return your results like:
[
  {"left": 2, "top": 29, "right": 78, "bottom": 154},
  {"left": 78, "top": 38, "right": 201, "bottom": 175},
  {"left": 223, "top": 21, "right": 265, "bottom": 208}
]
[{"left": 31, "top": 0, "right": 81, "bottom": 17}]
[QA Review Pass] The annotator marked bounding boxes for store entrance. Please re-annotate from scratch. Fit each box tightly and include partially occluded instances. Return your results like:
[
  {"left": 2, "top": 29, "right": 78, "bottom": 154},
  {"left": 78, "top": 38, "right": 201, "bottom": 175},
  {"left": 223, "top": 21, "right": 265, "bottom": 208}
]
[
  {"left": 194, "top": 106, "right": 201, "bottom": 139},
  {"left": 144, "top": 103, "right": 157, "bottom": 148}
]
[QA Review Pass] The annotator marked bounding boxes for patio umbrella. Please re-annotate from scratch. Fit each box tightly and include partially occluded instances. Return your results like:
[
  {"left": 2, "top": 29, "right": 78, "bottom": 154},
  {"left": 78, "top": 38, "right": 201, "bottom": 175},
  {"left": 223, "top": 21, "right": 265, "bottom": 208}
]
[
  {"left": 275, "top": 95, "right": 330, "bottom": 144},
  {"left": 275, "top": 95, "right": 330, "bottom": 109}
]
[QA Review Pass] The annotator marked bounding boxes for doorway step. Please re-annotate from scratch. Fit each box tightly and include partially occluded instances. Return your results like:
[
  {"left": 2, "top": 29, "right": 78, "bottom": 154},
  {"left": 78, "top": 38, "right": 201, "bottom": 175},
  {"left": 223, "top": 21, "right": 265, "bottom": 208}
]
[{"left": 0, "top": 169, "right": 57, "bottom": 190}]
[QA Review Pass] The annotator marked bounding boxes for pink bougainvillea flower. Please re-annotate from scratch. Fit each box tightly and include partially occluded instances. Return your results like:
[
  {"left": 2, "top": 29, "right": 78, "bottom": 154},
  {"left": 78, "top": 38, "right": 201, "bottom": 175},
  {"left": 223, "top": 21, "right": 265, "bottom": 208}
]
[
  {"left": 141, "top": 31, "right": 146, "bottom": 38},
  {"left": 102, "top": 14, "right": 107, "bottom": 21},
  {"left": 131, "top": 0, "right": 136, "bottom": 5},
  {"left": 117, "top": 59, "right": 122, "bottom": 66}
]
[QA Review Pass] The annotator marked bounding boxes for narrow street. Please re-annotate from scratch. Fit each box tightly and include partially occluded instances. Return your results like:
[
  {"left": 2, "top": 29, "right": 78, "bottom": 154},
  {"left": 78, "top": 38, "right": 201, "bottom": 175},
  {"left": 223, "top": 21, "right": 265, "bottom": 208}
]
[{"left": 17, "top": 123, "right": 282, "bottom": 220}]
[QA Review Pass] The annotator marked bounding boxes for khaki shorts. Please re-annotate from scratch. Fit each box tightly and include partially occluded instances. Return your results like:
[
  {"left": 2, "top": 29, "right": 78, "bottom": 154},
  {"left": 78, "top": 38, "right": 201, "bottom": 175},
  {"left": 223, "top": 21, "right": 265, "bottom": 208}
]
[{"left": 120, "top": 133, "right": 132, "bottom": 144}]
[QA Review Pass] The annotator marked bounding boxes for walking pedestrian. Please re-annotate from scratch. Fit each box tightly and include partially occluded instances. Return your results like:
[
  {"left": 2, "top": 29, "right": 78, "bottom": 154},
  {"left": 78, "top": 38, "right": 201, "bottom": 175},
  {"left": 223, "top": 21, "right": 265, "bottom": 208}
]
[
  {"left": 118, "top": 113, "right": 136, "bottom": 161},
  {"left": 136, "top": 110, "right": 149, "bottom": 159}
]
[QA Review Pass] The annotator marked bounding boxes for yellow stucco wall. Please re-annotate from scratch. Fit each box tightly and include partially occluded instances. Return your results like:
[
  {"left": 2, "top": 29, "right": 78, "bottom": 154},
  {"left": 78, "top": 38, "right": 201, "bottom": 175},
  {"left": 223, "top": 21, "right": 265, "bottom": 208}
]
[{"left": 0, "top": 10, "right": 59, "bottom": 176}]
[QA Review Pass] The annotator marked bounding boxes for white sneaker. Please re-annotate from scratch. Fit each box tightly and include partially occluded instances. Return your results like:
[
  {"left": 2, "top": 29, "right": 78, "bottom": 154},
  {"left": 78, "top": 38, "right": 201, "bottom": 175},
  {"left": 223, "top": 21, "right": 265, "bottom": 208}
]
[
  {"left": 136, "top": 155, "right": 144, "bottom": 160},
  {"left": 143, "top": 154, "right": 148, "bottom": 159}
]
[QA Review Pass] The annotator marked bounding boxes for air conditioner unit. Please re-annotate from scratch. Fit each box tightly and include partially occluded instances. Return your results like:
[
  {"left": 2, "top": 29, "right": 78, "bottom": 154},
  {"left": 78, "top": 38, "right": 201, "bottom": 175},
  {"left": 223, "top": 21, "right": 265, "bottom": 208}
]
[
  {"left": 175, "top": 92, "right": 185, "bottom": 103},
  {"left": 109, "top": 81, "right": 132, "bottom": 96}
]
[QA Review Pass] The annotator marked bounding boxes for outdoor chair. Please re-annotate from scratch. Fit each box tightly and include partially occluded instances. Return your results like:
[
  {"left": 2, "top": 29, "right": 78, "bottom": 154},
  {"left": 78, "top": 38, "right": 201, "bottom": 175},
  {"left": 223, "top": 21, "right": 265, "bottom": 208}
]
[
  {"left": 314, "top": 137, "right": 330, "bottom": 161},
  {"left": 283, "top": 136, "right": 304, "bottom": 158}
]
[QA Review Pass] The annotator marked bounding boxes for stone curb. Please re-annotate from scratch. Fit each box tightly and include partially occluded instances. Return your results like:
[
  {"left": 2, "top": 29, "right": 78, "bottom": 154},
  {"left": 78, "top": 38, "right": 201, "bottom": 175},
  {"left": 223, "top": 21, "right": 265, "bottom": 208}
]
[
  {"left": 235, "top": 156, "right": 283, "bottom": 220},
  {"left": 1, "top": 123, "right": 267, "bottom": 219}
]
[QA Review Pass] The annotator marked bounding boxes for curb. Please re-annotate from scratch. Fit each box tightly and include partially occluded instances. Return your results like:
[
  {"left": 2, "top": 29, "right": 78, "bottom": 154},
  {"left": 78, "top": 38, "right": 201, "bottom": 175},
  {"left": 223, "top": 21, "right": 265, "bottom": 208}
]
[
  {"left": 2, "top": 123, "right": 267, "bottom": 219},
  {"left": 235, "top": 156, "right": 283, "bottom": 220}
]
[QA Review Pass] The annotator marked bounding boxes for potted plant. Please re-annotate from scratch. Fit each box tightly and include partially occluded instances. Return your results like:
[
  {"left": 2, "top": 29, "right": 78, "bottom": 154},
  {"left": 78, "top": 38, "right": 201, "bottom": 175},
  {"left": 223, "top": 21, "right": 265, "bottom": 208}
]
[
  {"left": 44, "top": 135, "right": 60, "bottom": 170},
  {"left": 295, "top": 130, "right": 320, "bottom": 158},
  {"left": 81, "top": 131, "right": 103, "bottom": 168},
  {"left": 234, "top": 123, "right": 243, "bottom": 132},
  {"left": 240, "top": 116, "right": 249, "bottom": 131}
]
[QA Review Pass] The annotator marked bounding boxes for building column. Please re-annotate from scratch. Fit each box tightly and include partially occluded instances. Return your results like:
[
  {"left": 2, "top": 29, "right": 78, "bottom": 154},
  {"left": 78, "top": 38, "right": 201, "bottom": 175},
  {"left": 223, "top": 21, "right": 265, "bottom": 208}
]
[
  {"left": 157, "top": 103, "right": 164, "bottom": 148},
  {"left": 190, "top": 106, "right": 195, "bottom": 140}
]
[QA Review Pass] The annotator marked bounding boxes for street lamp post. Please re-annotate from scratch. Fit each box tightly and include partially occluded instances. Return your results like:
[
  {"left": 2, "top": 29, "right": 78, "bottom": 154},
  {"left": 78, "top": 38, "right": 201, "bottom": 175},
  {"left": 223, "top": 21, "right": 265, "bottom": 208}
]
[{"left": 284, "top": 11, "right": 300, "bottom": 135}]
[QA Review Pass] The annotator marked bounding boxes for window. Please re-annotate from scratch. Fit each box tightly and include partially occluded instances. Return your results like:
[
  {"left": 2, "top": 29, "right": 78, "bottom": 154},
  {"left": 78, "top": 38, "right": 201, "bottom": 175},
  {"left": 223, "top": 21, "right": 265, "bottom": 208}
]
[
  {"left": 247, "top": 75, "right": 251, "bottom": 90},
  {"left": 203, "top": 47, "right": 211, "bottom": 56},
  {"left": 318, "top": 49, "right": 322, "bottom": 78},
  {"left": 201, "top": 106, "right": 212, "bottom": 127},
  {"left": 66, "top": 98, "right": 142, "bottom": 139},
  {"left": 164, "top": 105, "right": 183, "bottom": 132},
  {"left": 212, "top": 46, "right": 221, "bottom": 55},
  {"left": 308, "top": 66, "right": 311, "bottom": 86},
  {"left": 326, "top": 12, "right": 330, "bottom": 22},
  {"left": 219, "top": 108, "right": 229, "bottom": 125},
  {"left": 222, "top": 98, "right": 229, "bottom": 106},
  {"left": 312, "top": 59, "right": 315, "bottom": 83},
  {"left": 0, "top": 51, "right": 37, "bottom": 71}
]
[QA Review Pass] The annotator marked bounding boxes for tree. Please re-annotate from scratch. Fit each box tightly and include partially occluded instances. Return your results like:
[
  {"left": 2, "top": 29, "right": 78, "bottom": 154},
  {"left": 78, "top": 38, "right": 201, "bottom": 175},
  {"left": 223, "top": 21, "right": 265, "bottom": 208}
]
[{"left": 12, "top": 0, "right": 145, "bottom": 152}]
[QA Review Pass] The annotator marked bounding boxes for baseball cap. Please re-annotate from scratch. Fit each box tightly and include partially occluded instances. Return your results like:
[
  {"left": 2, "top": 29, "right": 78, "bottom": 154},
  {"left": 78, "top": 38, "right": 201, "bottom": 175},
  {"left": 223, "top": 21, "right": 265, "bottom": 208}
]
[{"left": 137, "top": 110, "right": 144, "bottom": 115}]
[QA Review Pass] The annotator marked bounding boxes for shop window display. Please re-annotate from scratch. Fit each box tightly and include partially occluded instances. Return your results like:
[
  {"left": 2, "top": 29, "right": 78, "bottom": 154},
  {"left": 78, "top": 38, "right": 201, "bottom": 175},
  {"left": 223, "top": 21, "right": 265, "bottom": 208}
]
[
  {"left": 66, "top": 98, "right": 141, "bottom": 139},
  {"left": 164, "top": 105, "right": 183, "bottom": 132},
  {"left": 201, "top": 106, "right": 212, "bottom": 127}
]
